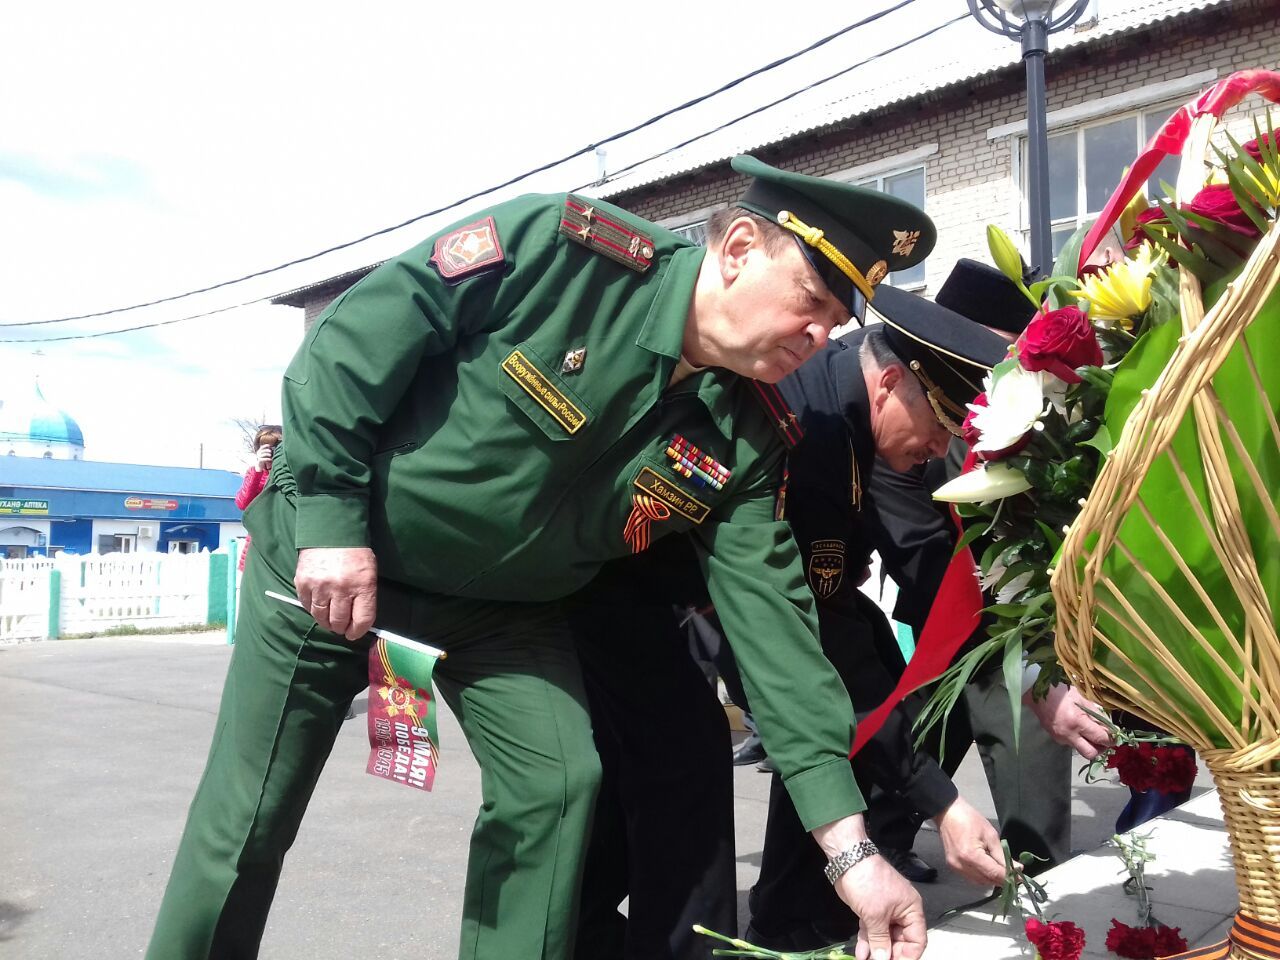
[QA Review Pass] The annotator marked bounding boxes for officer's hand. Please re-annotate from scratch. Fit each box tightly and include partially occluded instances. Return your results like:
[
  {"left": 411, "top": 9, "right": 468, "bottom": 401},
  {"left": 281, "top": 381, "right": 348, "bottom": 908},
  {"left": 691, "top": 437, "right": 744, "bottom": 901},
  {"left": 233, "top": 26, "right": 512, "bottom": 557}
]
[
  {"left": 837, "top": 857, "right": 926, "bottom": 960},
  {"left": 933, "top": 796, "right": 1007, "bottom": 887},
  {"left": 295, "top": 547, "right": 378, "bottom": 641},
  {"left": 1026, "top": 683, "right": 1112, "bottom": 760},
  {"left": 813, "top": 815, "right": 926, "bottom": 960}
]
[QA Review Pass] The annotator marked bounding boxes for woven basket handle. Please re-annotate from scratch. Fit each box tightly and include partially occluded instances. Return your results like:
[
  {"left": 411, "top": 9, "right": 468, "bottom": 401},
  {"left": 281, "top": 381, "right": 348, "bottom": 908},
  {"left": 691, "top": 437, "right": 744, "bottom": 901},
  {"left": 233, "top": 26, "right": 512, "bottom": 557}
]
[{"left": 1077, "top": 69, "right": 1280, "bottom": 272}]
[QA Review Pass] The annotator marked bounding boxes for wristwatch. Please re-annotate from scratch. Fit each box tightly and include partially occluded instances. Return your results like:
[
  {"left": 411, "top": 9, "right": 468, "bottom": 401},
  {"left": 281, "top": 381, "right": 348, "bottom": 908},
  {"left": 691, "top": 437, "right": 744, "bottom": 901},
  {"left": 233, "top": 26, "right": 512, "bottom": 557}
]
[{"left": 823, "top": 839, "right": 880, "bottom": 885}]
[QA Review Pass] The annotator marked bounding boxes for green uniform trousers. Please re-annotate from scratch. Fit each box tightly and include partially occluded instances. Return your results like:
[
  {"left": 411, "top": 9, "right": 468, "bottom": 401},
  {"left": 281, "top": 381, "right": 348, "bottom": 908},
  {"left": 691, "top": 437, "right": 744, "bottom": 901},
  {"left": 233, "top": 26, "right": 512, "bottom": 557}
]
[{"left": 146, "top": 488, "right": 601, "bottom": 960}]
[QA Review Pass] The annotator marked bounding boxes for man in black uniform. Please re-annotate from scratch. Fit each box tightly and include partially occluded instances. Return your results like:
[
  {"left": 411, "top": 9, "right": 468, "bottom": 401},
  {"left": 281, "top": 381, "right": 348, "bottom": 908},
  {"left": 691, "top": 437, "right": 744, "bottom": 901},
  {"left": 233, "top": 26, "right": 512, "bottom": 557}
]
[
  {"left": 572, "top": 276, "right": 1014, "bottom": 959},
  {"left": 861, "top": 259, "right": 1111, "bottom": 881}
]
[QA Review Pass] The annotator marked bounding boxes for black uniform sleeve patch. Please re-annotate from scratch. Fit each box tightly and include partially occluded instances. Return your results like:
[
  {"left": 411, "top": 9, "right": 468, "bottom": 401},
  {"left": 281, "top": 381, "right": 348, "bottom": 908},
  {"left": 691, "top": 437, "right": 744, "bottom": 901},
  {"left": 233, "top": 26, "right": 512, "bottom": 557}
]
[{"left": 807, "top": 539, "right": 846, "bottom": 599}]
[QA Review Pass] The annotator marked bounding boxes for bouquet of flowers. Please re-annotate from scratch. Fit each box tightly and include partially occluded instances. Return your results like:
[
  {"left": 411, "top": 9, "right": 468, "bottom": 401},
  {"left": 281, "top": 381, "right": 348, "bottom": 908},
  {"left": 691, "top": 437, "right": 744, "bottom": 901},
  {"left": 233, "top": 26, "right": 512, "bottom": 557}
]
[{"left": 922, "top": 69, "right": 1280, "bottom": 951}]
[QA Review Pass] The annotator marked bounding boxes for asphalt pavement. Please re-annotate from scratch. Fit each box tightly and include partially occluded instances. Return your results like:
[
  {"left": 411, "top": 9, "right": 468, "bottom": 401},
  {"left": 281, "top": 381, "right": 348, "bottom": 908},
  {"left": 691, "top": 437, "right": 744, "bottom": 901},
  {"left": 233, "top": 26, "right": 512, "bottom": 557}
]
[{"left": 0, "top": 635, "right": 1154, "bottom": 959}]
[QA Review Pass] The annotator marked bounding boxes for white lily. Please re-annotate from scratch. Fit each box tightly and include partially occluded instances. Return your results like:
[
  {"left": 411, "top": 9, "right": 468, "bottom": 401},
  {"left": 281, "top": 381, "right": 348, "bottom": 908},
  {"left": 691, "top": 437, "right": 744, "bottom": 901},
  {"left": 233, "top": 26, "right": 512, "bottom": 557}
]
[{"left": 933, "top": 462, "right": 1033, "bottom": 503}]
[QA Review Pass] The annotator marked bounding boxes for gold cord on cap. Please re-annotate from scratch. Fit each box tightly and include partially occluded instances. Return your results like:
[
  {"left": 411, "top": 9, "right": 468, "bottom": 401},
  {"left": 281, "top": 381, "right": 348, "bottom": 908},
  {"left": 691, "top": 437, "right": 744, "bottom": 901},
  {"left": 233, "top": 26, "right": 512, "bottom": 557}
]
[
  {"left": 909, "top": 360, "right": 967, "bottom": 438},
  {"left": 775, "top": 210, "right": 877, "bottom": 301}
]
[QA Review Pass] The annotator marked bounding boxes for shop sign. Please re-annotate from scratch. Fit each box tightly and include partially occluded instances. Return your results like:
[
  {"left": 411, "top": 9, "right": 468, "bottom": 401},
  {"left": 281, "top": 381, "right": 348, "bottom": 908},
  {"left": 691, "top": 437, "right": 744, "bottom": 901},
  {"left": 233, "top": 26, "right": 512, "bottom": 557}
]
[
  {"left": 124, "top": 496, "right": 179, "bottom": 511},
  {"left": 0, "top": 499, "right": 49, "bottom": 515}
]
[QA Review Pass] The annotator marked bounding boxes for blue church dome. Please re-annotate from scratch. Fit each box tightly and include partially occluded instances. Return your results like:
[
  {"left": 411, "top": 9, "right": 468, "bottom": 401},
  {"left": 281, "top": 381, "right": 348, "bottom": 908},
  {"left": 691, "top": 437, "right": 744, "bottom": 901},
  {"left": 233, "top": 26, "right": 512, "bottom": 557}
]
[{"left": 0, "top": 377, "right": 85, "bottom": 457}]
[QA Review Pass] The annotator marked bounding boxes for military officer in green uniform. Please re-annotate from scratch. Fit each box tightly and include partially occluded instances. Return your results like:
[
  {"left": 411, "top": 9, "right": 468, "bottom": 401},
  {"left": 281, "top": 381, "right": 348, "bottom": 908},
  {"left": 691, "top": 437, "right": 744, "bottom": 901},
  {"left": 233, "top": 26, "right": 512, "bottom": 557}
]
[{"left": 145, "top": 156, "right": 937, "bottom": 960}]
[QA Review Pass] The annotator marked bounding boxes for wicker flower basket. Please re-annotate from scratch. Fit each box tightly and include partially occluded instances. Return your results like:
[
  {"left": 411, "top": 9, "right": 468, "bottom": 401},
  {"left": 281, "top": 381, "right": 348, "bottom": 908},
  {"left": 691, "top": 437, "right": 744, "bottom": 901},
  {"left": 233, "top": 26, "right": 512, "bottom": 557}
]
[{"left": 1052, "top": 98, "right": 1280, "bottom": 954}]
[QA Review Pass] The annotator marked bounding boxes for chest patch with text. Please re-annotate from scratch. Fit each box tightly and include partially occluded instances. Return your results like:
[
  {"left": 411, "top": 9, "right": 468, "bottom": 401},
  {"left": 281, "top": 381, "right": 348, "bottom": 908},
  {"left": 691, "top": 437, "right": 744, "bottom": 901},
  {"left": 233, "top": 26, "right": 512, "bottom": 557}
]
[
  {"left": 634, "top": 467, "right": 710, "bottom": 524},
  {"left": 501, "top": 350, "right": 587, "bottom": 434}
]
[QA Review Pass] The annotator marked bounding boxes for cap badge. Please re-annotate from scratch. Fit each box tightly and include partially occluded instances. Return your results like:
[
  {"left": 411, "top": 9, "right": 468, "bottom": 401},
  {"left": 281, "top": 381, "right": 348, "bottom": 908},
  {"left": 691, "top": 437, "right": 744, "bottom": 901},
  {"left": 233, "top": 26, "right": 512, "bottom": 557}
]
[
  {"left": 561, "top": 347, "right": 587, "bottom": 374},
  {"left": 891, "top": 230, "right": 921, "bottom": 258},
  {"left": 865, "top": 260, "right": 888, "bottom": 287}
]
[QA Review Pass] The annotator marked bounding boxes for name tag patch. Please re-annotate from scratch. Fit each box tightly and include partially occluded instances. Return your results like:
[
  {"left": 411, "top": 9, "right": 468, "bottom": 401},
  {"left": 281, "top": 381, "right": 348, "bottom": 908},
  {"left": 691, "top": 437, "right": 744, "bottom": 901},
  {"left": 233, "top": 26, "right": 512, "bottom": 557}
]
[
  {"left": 501, "top": 350, "right": 587, "bottom": 434},
  {"left": 633, "top": 466, "right": 710, "bottom": 525}
]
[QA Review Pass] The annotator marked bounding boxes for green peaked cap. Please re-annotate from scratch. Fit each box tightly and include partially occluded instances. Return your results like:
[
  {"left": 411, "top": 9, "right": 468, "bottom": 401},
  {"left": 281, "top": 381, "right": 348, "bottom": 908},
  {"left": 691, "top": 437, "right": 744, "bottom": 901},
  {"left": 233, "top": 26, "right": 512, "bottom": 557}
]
[{"left": 731, "top": 154, "right": 936, "bottom": 316}]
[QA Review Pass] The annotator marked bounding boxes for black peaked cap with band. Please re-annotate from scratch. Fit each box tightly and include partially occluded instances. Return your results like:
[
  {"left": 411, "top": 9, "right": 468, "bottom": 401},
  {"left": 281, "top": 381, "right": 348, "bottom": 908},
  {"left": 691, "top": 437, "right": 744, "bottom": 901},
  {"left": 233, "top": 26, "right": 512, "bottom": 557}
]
[
  {"left": 732, "top": 155, "right": 936, "bottom": 320},
  {"left": 934, "top": 258, "right": 1038, "bottom": 336},
  {"left": 868, "top": 284, "right": 1011, "bottom": 437}
]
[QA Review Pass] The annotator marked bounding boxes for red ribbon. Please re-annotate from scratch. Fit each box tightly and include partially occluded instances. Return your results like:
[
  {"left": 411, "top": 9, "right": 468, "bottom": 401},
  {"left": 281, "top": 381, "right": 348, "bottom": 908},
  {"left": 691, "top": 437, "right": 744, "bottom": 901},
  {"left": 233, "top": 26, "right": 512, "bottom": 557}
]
[
  {"left": 1078, "top": 69, "right": 1280, "bottom": 272},
  {"left": 851, "top": 452, "right": 984, "bottom": 756}
]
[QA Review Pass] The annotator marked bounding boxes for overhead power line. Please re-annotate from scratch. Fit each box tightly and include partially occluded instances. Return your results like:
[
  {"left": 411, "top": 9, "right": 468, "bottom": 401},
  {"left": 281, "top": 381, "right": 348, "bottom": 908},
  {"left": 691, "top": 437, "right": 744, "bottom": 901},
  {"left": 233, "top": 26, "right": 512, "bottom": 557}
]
[
  {"left": 3, "top": 8, "right": 968, "bottom": 345},
  {"left": 3, "top": 0, "right": 917, "bottom": 330},
  {"left": 585, "top": 12, "right": 969, "bottom": 190}
]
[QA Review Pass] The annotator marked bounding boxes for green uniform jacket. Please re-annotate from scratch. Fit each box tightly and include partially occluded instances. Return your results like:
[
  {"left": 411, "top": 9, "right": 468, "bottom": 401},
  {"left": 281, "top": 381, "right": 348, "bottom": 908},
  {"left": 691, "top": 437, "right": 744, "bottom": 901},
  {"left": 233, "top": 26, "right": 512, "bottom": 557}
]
[{"left": 276, "top": 192, "right": 864, "bottom": 829}]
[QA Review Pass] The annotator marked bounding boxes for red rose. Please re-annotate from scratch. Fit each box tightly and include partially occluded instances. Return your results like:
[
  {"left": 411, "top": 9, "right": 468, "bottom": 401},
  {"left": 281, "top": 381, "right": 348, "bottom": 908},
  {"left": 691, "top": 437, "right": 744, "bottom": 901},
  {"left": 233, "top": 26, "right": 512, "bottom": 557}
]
[
  {"left": 1106, "top": 744, "right": 1155, "bottom": 791},
  {"left": 1243, "top": 130, "right": 1278, "bottom": 163},
  {"left": 1017, "top": 306, "right": 1103, "bottom": 384},
  {"left": 1026, "top": 917, "right": 1087, "bottom": 960},
  {"left": 1149, "top": 745, "right": 1197, "bottom": 795},
  {"left": 962, "top": 392, "right": 987, "bottom": 447},
  {"left": 1125, "top": 207, "right": 1170, "bottom": 251},
  {"left": 1185, "top": 184, "right": 1262, "bottom": 239}
]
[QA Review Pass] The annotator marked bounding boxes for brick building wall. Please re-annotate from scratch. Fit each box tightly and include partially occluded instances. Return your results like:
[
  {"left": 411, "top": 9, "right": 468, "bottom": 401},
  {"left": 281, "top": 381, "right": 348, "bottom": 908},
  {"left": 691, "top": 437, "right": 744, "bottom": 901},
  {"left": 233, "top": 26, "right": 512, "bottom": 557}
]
[
  {"left": 609, "top": 0, "right": 1279, "bottom": 297},
  {"left": 281, "top": 0, "right": 1277, "bottom": 321}
]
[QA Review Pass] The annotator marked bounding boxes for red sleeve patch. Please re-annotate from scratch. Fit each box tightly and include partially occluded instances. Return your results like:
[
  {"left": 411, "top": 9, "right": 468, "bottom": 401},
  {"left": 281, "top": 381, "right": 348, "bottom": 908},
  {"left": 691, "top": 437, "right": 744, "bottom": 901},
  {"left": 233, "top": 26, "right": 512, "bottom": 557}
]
[{"left": 429, "top": 215, "right": 505, "bottom": 281}]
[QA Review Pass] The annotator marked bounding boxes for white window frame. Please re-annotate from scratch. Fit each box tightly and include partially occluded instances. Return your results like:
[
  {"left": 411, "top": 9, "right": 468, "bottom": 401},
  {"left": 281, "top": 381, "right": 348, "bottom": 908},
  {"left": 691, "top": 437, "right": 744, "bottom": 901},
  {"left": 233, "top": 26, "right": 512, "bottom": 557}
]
[
  {"left": 990, "top": 71, "right": 1218, "bottom": 257},
  {"left": 658, "top": 205, "right": 718, "bottom": 247},
  {"left": 827, "top": 146, "right": 937, "bottom": 292}
]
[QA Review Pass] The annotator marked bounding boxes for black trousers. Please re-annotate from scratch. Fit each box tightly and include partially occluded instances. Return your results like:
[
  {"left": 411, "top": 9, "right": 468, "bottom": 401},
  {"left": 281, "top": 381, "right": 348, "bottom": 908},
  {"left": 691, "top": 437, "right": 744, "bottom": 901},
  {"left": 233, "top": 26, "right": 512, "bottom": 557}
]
[{"left": 568, "top": 551, "right": 737, "bottom": 960}]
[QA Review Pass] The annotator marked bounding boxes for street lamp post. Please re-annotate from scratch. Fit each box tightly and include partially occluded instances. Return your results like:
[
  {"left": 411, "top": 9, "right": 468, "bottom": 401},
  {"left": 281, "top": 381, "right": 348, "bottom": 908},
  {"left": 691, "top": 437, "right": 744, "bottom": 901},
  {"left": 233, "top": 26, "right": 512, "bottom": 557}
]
[{"left": 968, "top": 0, "right": 1091, "bottom": 274}]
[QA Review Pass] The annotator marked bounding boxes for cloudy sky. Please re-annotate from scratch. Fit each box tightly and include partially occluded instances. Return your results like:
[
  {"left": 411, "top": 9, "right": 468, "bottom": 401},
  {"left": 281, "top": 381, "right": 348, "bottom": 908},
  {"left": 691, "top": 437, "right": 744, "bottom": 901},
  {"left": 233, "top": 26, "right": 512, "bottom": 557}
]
[{"left": 1, "top": 0, "right": 967, "bottom": 472}]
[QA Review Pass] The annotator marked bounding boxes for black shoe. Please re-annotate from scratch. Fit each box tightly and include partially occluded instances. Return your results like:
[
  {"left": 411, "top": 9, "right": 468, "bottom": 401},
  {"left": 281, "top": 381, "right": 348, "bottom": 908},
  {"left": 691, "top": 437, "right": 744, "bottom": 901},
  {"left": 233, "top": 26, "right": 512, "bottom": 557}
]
[
  {"left": 732, "top": 735, "right": 766, "bottom": 766},
  {"left": 755, "top": 756, "right": 778, "bottom": 774},
  {"left": 881, "top": 847, "right": 938, "bottom": 883}
]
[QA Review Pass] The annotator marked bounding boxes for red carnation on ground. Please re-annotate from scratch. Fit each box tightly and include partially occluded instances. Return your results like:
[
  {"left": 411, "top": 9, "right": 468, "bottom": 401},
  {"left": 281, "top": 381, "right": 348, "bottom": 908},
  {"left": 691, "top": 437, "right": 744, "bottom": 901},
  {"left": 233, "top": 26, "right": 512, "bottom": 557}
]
[
  {"left": 1026, "top": 917, "right": 1087, "bottom": 960},
  {"left": 1184, "top": 184, "right": 1262, "bottom": 239},
  {"left": 962, "top": 392, "right": 987, "bottom": 447},
  {"left": 1105, "top": 919, "right": 1188, "bottom": 958},
  {"left": 1150, "top": 745, "right": 1197, "bottom": 795},
  {"left": 1106, "top": 744, "right": 1155, "bottom": 791},
  {"left": 1017, "top": 306, "right": 1103, "bottom": 384}
]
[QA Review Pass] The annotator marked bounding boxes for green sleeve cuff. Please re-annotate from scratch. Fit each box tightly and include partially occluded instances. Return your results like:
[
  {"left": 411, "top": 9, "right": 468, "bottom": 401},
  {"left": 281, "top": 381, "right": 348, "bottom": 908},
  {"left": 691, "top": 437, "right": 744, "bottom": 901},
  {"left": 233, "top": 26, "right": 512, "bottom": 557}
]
[
  {"left": 295, "top": 493, "right": 370, "bottom": 548},
  {"left": 783, "top": 757, "right": 867, "bottom": 832}
]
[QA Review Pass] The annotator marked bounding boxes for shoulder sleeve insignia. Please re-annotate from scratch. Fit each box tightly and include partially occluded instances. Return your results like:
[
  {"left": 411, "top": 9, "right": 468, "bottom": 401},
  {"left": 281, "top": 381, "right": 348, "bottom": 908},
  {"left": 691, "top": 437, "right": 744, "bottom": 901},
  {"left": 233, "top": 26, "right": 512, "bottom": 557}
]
[
  {"left": 807, "top": 539, "right": 846, "bottom": 599},
  {"left": 430, "top": 215, "right": 505, "bottom": 282},
  {"left": 559, "top": 195, "right": 654, "bottom": 274}
]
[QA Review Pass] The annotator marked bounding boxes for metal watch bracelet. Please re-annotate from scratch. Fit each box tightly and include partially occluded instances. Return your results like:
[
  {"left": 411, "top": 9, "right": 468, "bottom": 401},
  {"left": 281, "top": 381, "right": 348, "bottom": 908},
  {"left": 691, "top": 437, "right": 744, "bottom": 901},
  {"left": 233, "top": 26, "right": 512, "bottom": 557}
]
[{"left": 823, "top": 839, "right": 880, "bottom": 885}]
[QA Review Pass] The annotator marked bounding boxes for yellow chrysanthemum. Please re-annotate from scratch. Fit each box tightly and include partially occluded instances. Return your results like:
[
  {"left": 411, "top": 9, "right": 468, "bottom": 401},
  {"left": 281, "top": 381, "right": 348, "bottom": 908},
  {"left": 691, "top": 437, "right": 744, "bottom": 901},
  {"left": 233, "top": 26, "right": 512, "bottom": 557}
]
[{"left": 1070, "top": 242, "right": 1166, "bottom": 331}]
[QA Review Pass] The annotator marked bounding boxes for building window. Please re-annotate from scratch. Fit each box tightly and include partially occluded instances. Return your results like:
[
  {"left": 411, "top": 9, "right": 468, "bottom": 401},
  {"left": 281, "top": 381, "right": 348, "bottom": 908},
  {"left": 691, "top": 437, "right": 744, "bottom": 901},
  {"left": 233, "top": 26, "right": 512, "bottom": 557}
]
[
  {"left": 671, "top": 220, "right": 709, "bottom": 246},
  {"left": 854, "top": 167, "right": 927, "bottom": 289},
  {"left": 1026, "top": 103, "right": 1181, "bottom": 258}
]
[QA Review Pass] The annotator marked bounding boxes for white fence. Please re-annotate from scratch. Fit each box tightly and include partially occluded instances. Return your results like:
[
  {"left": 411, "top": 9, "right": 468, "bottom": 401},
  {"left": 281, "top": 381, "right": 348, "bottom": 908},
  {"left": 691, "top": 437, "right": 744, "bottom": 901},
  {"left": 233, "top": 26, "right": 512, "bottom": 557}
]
[
  {"left": 0, "top": 558, "right": 54, "bottom": 641},
  {"left": 0, "top": 551, "right": 228, "bottom": 642}
]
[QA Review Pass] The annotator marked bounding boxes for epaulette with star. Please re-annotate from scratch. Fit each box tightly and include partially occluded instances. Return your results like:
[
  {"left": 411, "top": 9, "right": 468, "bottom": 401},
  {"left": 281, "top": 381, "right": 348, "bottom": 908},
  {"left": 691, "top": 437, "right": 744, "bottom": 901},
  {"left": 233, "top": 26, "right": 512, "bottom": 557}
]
[
  {"left": 559, "top": 195, "right": 655, "bottom": 274},
  {"left": 747, "top": 380, "right": 803, "bottom": 448}
]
